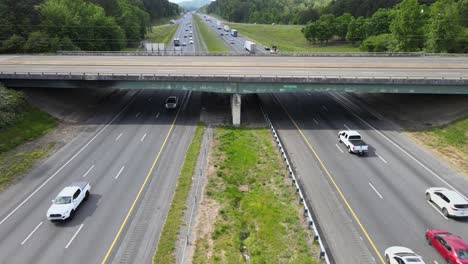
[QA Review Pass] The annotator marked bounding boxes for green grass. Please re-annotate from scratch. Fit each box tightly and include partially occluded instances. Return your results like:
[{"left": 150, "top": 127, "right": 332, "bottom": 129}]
[
  {"left": 0, "top": 144, "right": 54, "bottom": 191},
  {"left": 225, "top": 22, "right": 360, "bottom": 53},
  {"left": 410, "top": 117, "right": 468, "bottom": 175},
  {"left": 153, "top": 123, "right": 205, "bottom": 264},
  {"left": 194, "top": 15, "right": 229, "bottom": 52},
  {"left": 193, "top": 127, "right": 316, "bottom": 264},
  {"left": 0, "top": 106, "right": 57, "bottom": 153},
  {"left": 0, "top": 85, "right": 58, "bottom": 190},
  {"left": 152, "top": 15, "right": 181, "bottom": 26},
  {"left": 146, "top": 25, "right": 179, "bottom": 46},
  {"left": 422, "top": 117, "right": 468, "bottom": 154}
]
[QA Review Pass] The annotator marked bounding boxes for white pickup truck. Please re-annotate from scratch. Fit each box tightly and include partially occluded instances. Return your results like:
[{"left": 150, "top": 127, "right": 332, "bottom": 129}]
[
  {"left": 47, "top": 181, "right": 91, "bottom": 221},
  {"left": 338, "top": 130, "right": 369, "bottom": 155}
]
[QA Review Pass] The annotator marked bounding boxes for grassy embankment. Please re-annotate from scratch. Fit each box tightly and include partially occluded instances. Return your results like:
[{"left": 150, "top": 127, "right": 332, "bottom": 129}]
[
  {"left": 0, "top": 85, "right": 57, "bottom": 190},
  {"left": 194, "top": 15, "right": 229, "bottom": 52},
  {"left": 225, "top": 22, "right": 359, "bottom": 52},
  {"left": 410, "top": 117, "right": 468, "bottom": 175},
  {"left": 146, "top": 24, "right": 179, "bottom": 46},
  {"left": 153, "top": 123, "right": 205, "bottom": 264},
  {"left": 193, "top": 127, "right": 318, "bottom": 263}
]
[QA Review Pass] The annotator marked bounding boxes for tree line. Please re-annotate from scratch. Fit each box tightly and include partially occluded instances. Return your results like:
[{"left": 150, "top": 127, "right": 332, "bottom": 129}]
[
  {"left": 302, "top": 0, "right": 467, "bottom": 53},
  {"left": 0, "top": 0, "right": 180, "bottom": 53}
]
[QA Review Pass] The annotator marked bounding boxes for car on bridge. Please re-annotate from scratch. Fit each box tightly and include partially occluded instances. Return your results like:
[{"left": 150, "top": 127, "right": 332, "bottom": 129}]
[
  {"left": 338, "top": 130, "right": 369, "bottom": 155},
  {"left": 165, "top": 96, "right": 178, "bottom": 109},
  {"left": 425, "top": 187, "right": 468, "bottom": 218},
  {"left": 384, "top": 246, "right": 425, "bottom": 264},
  {"left": 47, "top": 181, "right": 90, "bottom": 221},
  {"left": 425, "top": 229, "right": 468, "bottom": 264}
]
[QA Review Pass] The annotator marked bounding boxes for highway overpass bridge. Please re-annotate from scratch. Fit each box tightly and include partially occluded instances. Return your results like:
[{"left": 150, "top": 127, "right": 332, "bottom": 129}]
[{"left": 1, "top": 55, "right": 467, "bottom": 124}]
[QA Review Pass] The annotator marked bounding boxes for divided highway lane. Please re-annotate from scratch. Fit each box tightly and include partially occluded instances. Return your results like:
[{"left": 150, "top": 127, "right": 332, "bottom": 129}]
[
  {"left": 168, "top": 14, "right": 201, "bottom": 53},
  {"left": 260, "top": 92, "right": 468, "bottom": 263},
  {"left": 0, "top": 89, "right": 199, "bottom": 264}
]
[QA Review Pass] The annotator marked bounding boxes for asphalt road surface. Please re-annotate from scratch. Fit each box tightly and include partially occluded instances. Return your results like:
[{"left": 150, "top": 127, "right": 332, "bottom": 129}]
[
  {"left": 0, "top": 14, "right": 207, "bottom": 264},
  {"left": 259, "top": 92, "right": 468, "bottom": 264},
  {"left": 0, "top": 89, "right": 202, "bottom": 264},
  {"left": 201, "top": 12, "right": 468, "bottom": 264}
]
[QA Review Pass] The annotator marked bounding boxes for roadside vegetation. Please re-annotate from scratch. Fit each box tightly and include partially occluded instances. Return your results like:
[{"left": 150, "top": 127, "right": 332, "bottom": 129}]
[
  {"left": 192, "top": 127, "right": 317, "bottom": 263},
  {"left": 0, "top": 0, "right": 180, "bottom": 53},
  {"left": 147, "top": 25, "right": 178, "bottom": 46},
  {"left": 410, "top": 117, "right": 468, "bottom": 175},
  {"left": 194, "top": 15, "right": 229, "bottom": 52},
  {"left": 154, "top": 123, "right": 205, "bottom": 264},
  {"left": 0, "top": 85, "right": 57, "bottom": 190},
  {"left": 226, "top": 22, "right": 359, "bottom": 52},
  {"left": 208, "top": 0, "right": 467, "bottom": 53}
]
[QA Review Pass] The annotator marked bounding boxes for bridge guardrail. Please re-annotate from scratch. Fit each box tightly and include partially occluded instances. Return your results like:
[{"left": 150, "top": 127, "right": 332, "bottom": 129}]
[
  {"left": 1, "top": 71, "right": 467, "bottom": 83},
  {"left": 56, "top": 50, "right": 468, "bottom": 57},
  {"left": 259, "top": 103, "right": 331, "bottom": 264}
]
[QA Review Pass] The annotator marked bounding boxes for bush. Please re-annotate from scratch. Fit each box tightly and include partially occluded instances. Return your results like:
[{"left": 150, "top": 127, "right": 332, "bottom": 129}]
[
  {"left": 1, "top": 34, "right": 25, "bottom": 53},
  {"left": 360, "top": 33, "right": 394, "bottom": 52}
]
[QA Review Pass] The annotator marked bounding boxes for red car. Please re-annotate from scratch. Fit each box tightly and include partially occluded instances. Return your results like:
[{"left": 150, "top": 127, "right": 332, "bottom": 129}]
[{"left": 425, "top": 229, "right": 468, "bottom": 264}]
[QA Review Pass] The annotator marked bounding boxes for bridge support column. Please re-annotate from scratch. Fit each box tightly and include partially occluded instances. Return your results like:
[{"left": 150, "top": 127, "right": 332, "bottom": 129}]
[{"left": 231, "top": 93, "right": 241, "bottom": 126}]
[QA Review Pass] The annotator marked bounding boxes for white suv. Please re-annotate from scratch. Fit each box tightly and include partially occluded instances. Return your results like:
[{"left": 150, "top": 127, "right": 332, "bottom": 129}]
[{"left": 426, "top": 187, "right": 468, "bottom": 218}]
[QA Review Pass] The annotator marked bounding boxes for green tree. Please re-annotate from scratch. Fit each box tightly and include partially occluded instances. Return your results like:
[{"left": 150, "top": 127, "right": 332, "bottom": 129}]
[
  {"left": 360, "top": 33, "right": 394, "bottom": 51},
  {"left": 23, "top": 31, "right": 51, "bottom": 52},
  {"left": 335, "top": 13, "right": 354, "bottom": 40},
  {"left": 458, "top": 0, "right": 468, "bottom": 27},
  {"left": 346, "top": 16, "right": 367, "bottom": 42},
  {"left": 425, "top": 0, "right": 461, "bottom": 53},
  {"left": 366, "top": 8, "right": 393, "bottom": 37},
  {"left": 0, "top": 34, "right": 25, "bottom": 53},
  {"left": 390, "top": 0, "right": 425, "bottom": 51},
  {"left": 316, "top": 14, "right": 336, "bottom": 44},
  {"left": 38, "top": 0, "right": 126, "bottom": 51},
  {"left": 302, "top": 22, "right": 317, "bottom": 43}
]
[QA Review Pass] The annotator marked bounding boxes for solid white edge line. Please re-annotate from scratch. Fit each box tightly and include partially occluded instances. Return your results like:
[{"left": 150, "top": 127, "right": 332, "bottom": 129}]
[
  {"left": 368, "top": 182, "right": 383, "bottom": 199},
  {"left": 135, "top": 112, "right": 140, "bottom": 118},
  {"left": 313, "top": 118, "right": 319, "bottom": 125},
  {"left": 375, "top": 153, "right": 388, "bottom": 164},
  {"left": 335, "top": 144, "right": 344, "bottom": 153},
  {"left": 65, "top": 224, "right": 84, "bottom": 249},
  {"left": 140, "top": 133, "right": 147, "bottom": 142},
  {"left": 322, "top": 105, "right": 328, "bottom": 111},
  {"left": 0, "top": 91, "right": 140, "bottom": 226},
  {"left": 20, "top": 221, "right": 43, "bottom": 245},
  {"left": 155, "top": 112, "right": 160, "bottom": 119},
  {"left": 426, "top": 201, "right": 449, "bottom": 220},
  {"left": 331, "top": 93, "right": 468, "bottom": 201},
  {"left": 82, "top": 165, "right": 95, "bottom": 178},
  {"left": 344, "top": 124, "right": 351, "bottom": 130},
  {"left": 114, "top": 166, "right": 125, "bottom": 179},
  {"left": 115, "top": 133, "right": 123, "bottom": 141}
]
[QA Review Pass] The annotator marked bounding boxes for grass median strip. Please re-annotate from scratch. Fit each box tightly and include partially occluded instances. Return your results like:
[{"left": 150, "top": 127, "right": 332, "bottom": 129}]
[
  {"left": 410, "top": 117, "right": 468, "bottom": 175},
  {"left": 194, "top": 15, "right": 229, "bottom": 52},
  {"left": 226, "top": 22, "right": 359, "bottom": 53},
  {"left": 193, "top": 127, "right": 318, "bottom": 263},
  {"left": 147, "top": 25, "right": 178, "bottom": 46},
  {"left": 153, "top": 123, "right": 205, "bottom": 264}
]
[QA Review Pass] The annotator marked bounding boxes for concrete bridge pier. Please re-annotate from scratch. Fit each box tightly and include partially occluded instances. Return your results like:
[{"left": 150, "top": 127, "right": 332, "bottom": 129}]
[{"left": 231, "top": 93, "right": 241, "bottom": 126}]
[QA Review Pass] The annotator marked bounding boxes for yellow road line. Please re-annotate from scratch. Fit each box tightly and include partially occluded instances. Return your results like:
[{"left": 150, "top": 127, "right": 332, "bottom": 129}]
[
  {"left": 273, "top": 94, "right": 385, "bottom": 264},
  {"left": 101, "top": 105, "right": 182, "bottom": 264}
]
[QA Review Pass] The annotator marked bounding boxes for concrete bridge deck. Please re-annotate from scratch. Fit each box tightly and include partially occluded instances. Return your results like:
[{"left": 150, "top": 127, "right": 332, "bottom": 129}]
[{"left": 1, "top": 55, "right": 467, "bottom": 94}]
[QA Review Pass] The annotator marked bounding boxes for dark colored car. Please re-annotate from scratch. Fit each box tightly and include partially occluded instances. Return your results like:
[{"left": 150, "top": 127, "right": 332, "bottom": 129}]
[{"left": 425, "top": 229, "right": 468, "bottom": 264}]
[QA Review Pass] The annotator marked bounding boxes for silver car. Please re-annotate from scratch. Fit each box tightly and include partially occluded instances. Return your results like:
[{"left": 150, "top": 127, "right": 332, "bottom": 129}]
[{"left": 165, "top": 96, "right": 178, "bottom": 109}]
